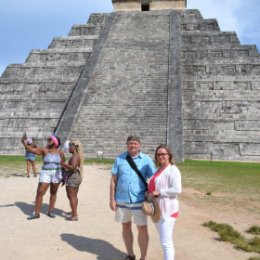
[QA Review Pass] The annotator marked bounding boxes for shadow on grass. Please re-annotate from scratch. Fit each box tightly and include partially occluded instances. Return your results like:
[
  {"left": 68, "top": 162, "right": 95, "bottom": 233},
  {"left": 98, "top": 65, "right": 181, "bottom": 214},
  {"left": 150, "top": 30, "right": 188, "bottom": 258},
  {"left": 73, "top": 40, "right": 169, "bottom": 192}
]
[
  {"left": 15, "top": 201, "right": 67, "bottom": 218},
  {"left": 61, "top": 233, "right": 125, "bottom": 260}
]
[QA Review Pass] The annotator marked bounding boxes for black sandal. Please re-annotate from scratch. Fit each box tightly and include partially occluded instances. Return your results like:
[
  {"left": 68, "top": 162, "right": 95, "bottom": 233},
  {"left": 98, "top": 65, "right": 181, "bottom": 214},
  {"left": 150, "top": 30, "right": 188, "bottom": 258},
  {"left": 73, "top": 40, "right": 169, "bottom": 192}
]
[{"left": 124, "top": 255, "right": 136, "bottom": 260}]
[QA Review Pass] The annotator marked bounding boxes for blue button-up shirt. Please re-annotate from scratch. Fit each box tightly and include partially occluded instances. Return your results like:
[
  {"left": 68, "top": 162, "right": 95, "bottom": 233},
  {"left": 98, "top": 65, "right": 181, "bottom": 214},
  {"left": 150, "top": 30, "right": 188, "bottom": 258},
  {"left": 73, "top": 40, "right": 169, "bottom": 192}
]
[{"left": 111, "top": 152, "right": 156, "bottom": 203}]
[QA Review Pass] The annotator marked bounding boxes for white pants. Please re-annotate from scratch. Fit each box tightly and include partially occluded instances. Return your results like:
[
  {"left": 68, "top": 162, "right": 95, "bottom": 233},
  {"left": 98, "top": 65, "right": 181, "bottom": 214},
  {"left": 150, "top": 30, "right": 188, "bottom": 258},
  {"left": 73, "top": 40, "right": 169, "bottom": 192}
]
[{"left": 156, "top": 218, "right": 176, "bottom": 260}]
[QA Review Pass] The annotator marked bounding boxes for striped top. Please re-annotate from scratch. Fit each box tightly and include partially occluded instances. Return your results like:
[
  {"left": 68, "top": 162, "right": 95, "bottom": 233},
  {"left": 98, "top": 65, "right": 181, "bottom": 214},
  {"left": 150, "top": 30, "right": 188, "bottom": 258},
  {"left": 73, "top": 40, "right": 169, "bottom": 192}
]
[{"left": 42, "top": 153, "right": 61, "bottom": 170}]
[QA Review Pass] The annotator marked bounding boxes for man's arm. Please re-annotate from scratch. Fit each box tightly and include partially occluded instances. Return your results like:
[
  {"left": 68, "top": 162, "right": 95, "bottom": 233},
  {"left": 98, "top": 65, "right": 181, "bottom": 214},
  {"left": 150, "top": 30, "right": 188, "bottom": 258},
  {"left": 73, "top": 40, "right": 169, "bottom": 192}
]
[{"left": 109, "top": 175, "right": 117, "bottom": 211}]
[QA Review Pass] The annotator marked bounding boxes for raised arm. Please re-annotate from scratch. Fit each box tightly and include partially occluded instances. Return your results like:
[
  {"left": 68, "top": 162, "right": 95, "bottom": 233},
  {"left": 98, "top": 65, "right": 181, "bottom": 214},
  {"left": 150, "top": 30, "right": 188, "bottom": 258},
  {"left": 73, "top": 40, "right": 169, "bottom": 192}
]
[{"left": 21, "top": 137, "right": 46, "bottom": 156}]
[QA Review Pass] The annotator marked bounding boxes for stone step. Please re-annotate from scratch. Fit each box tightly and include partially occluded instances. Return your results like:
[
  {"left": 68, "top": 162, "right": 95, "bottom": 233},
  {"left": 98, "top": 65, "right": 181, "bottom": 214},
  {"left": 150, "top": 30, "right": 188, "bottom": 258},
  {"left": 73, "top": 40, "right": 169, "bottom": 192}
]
[
  {"left": 182, "top": 80, "right": 260, "bottom": 91},
  {"left": 87, "top": 13, "right": 110, "bottom": 25},
  {"left": 1, "top": 64, "right": 84, "bottom": 81},
  {"left": 74, "top": 135, "right": 166, "bottom": 145},
  {"left": 182, "top": 43, "right": 258, "bottom": 51},
  {"left": 0, "top": 93, "right": 71, "bottom": 101},
  {"left": 182, "top": 56, "right": 260, "bottom": 65},
  {"left": 184, "top": 119, "right": 260, "bottom": 132},
  {"left": 0, "top": 82, "right": 74, "bottom": 94},
  {"left": 0, "top": 99, "right": 65, "bottom": 110},
  {"left": 181, "top": 18, "right": 220, "bottom": 32},
  {"left": 0, "top": 93, "right": 71, "bottom": 100},
  {"left": 0, "top": 77, "right": 77, "bottom": 84},
  {"left": 26, "top": 49, "right": 92, "bottom": 65},
  {"left": 76, "top": 137, "right": 166, "bottom": 147},
  {"left": 98, "top": 49, "right": 169, "bottom": 63},
  {"left": 183, "top": 90, "right": 260, "bottom": 101},
  {"left": 0, "top": 118, "right": 57, "bottom": 128},
  {"left": 0, "top": 132, "right": 51, "bottom": 147},
  {"left": 73, "top": 114, "right": 168, "bottom": 123},
  {"left": 73, "top": 129, "right": 166, "bottom": 136},
  {"left": 182, "top": 63, "right": 260, "bottom": 77},
  {"left": 182, "top": 31, "right": 240, "bottom": 47},
  {"left": 182, "top": 45, "right": 259, "bottom": 60},
  {"left": 68, "top": 24, "right": 103, "bottom": 36},
  {"left": 64, "top": 11, "right": 171, "bottom": 158},
  {"left": 183, "top": 77, "right": 260, "bottom": 89},
  {"left": 181, "top": 9, "right": 203, "bottom": 21},
  {"left": 183, "top": 103, "right": 260, "bottom": 120},
  {"left": 48, "top": 35, "right": 98, "bottom": 49},
  {"left": 184, "top": 146, "right": 260, "bottom": 161},
  {"left": 0, "top": 110, "right": 62, "bottom": 119},
  {"left": 184, "top": 129, "right": 260, "bottom": 143},
  {"left": 78, "top": 127, "right": 167, "bottom": 133},
  {"left": 0, "top": 128, "right": 56, "bottom": 137}
]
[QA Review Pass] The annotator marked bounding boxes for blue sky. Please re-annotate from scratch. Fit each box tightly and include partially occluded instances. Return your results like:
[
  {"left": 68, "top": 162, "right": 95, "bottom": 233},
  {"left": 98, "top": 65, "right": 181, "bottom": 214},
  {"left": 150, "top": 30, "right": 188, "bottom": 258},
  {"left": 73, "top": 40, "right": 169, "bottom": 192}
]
[{"left": 1, "top": 0, "right": 260, "bottom": 76}]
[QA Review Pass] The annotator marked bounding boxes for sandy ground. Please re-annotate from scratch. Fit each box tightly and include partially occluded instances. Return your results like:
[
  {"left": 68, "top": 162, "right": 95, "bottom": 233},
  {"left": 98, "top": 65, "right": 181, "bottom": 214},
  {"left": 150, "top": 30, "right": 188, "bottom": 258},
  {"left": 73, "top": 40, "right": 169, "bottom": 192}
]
[{"left": 0, "top": 164, "right": 259, "bottom": 260}]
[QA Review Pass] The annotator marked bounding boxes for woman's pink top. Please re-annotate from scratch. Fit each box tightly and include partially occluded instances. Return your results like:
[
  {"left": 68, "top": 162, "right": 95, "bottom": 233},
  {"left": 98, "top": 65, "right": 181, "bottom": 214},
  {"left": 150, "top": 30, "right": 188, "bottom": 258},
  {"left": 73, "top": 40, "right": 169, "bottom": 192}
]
[{"left": 148, "top": 164, "right": 182, "bottom": 219}]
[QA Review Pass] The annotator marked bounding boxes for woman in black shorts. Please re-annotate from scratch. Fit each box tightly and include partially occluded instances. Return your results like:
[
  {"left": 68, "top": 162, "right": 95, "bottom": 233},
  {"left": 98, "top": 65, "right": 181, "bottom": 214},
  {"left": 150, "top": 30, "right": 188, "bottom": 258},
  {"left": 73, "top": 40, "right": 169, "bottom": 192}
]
[{"left": 61, "top": 140, "right": 84, "bottom": 221}]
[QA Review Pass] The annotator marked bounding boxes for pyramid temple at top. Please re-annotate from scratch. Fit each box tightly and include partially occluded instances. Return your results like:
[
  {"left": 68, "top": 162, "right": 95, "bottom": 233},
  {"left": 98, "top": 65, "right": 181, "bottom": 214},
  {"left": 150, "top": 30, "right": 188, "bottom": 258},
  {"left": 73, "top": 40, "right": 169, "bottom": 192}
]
[{"left": 0, "top": 0, "right": 260, "bottom": 161}]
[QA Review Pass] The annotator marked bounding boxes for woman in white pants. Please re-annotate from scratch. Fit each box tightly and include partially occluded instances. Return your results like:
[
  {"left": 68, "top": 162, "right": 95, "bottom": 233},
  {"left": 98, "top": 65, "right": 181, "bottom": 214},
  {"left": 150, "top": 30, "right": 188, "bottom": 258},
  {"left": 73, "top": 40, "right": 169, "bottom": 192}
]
[{"left": 148, "top": 144, "right": 182, "bottom": 260}]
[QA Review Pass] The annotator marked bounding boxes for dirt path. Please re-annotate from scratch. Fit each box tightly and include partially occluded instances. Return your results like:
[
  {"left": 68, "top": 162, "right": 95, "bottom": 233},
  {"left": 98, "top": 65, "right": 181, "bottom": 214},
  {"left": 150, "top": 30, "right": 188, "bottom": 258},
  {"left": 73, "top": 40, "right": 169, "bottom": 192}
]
[{"left": 0, "top": 165, "right": 259, "bottom": 260}]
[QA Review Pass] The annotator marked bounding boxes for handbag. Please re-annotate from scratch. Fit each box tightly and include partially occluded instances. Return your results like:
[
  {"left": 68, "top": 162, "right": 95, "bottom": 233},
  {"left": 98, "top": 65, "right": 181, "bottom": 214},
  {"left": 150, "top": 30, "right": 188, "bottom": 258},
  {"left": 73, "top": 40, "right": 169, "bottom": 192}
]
[
  {"left": 142, "top": 193, "right": 161, "bottom": 223},
  {"left": 61, "top": 167, "right": 79, "bottom": 186},
  {"left": 61, "top": 169, "right": 74, "bottom": 186}
]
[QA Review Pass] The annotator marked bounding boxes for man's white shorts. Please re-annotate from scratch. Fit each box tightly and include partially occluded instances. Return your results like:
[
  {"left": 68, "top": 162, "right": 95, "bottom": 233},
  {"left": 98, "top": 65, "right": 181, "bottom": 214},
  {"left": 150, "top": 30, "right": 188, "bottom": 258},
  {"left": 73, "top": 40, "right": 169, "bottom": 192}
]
[{"left": 115, "top": 202, "right": 147, "bottom": 226}]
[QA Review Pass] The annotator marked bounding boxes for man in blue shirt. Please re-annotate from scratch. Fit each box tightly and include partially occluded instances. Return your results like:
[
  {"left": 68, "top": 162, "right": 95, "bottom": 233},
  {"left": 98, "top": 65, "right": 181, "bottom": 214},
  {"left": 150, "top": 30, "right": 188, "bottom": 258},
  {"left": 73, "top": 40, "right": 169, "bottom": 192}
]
[{"left": 110, "top": 135, "right": 156, "bottom": 260}]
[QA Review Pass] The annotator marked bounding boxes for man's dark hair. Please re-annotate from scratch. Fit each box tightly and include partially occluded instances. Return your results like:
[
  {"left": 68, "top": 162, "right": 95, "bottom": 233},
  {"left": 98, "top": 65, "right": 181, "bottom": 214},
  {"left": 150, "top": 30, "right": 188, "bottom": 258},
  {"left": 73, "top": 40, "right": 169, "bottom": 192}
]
[{"left": 126, "top": 135, "right": 140, "bottom": 144}]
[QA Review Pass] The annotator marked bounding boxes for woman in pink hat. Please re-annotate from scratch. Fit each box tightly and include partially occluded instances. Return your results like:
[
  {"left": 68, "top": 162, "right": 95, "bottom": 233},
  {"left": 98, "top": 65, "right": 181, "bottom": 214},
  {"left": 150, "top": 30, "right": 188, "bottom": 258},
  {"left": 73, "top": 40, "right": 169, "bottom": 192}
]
[{"left": 21, "top": 133, "right": 65, "bottom": 220}]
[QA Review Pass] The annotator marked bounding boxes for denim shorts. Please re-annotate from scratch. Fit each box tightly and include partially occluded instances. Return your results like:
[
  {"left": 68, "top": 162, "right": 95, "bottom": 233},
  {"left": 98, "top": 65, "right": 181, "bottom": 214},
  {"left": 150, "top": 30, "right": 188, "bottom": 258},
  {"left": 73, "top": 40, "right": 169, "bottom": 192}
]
[
  {"left": 39, "top": 169, "right": 62, "bottom": 183},
  {"left": 25, "top": 155, "right": 36, "bottom": 161}
]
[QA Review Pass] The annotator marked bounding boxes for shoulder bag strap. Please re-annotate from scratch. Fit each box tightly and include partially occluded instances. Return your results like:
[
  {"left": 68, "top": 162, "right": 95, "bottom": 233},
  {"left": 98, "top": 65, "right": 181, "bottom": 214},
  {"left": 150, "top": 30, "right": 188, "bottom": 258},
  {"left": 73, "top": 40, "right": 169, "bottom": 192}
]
[{"left": 126, "top": 154, "right": 148, "bottom": 190}]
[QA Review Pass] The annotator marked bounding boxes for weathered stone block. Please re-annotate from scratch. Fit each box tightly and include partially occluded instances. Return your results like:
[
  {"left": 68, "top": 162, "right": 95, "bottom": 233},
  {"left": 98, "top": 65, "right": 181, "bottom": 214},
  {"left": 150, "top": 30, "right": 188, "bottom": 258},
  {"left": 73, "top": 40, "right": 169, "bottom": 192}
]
[
  {"left": 235, "top": 120, "right": 260, "bottom": 131},
  {"left": 69, "top": 25, "right": 102, "bottom": 36},
  {"left": 240, "top": 143, "right": 260, "bottom": 156},
  {"left": 252, "top": 82, "right": 260, "bottom": 90}
]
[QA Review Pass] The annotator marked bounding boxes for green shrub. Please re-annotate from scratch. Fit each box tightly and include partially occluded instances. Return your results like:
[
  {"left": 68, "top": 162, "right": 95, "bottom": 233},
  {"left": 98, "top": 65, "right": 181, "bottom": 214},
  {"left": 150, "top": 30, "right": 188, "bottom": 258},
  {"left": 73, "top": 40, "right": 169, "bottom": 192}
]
[
  {"left": 203, "top": 221, "right": 260, "bottom": 254},
  {"left": 247, "top": 226, "right": 260, "bottom": 235}
]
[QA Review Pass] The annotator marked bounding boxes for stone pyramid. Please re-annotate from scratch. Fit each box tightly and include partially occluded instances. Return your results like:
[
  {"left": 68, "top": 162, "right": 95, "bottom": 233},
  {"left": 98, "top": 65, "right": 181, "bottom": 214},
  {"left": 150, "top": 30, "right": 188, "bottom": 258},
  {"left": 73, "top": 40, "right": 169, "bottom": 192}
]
[{"left": 0, "top": 7, "right": 260, "bottom": 161}]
